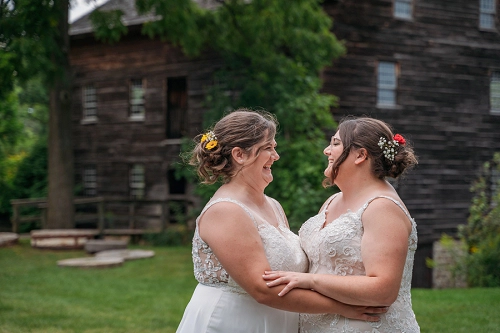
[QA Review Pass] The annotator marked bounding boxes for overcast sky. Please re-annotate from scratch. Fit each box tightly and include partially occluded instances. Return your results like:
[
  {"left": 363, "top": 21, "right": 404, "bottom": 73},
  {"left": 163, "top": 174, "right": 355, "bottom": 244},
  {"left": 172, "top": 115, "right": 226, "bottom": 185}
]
[{"left": 70, "top": 0, "right": 108, "bottom": 23}]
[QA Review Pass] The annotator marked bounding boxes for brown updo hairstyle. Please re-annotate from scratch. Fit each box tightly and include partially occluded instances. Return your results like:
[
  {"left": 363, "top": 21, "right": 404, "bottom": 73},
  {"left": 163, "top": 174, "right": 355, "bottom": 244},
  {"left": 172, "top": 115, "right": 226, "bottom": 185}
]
[
  {"left": 326, "top": 116, "right": 418, "bottom": 185},
  {"left": 190, "top": 108, "right": 278, "bottom": 184}
]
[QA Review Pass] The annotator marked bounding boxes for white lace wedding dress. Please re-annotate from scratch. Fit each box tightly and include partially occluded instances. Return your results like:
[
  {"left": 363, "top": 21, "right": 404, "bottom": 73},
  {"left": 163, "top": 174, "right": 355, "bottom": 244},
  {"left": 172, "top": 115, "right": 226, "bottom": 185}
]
[
  {"left": 176, "top": 197, "right": 308, "bottom": 333},
  {"left": 298, "top": 194, "right": 420, "bottom": 333}
]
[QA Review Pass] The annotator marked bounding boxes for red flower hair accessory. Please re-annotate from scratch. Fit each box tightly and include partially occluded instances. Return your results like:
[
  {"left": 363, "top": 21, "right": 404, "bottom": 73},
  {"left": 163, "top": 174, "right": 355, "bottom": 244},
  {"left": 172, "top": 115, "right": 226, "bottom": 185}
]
[{"left": 393, "top": 134, "right": 406, "bottom": 145}]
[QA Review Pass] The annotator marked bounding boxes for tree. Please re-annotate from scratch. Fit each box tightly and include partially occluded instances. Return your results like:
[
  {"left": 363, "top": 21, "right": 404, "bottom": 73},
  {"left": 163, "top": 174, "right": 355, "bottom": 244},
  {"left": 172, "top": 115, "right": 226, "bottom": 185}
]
[
  {"left": 131, "top": 0, "right": 345, "bottom": 227},
  {"left": 1, "top": 0, "right": 344, "bottom": 230},
  {"left": 0, "top": 0, "right": 73, "bottom": 229}
]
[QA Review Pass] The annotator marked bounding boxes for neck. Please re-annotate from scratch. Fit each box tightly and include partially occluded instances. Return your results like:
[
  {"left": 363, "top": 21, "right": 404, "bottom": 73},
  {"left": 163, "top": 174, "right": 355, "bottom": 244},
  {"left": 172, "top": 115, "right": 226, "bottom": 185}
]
[
  {"left": 218, "top": 177, "right": 268, "bottom": 206},
  {"left": 336, "top": 173, "right": 385, "bottom": 201}
]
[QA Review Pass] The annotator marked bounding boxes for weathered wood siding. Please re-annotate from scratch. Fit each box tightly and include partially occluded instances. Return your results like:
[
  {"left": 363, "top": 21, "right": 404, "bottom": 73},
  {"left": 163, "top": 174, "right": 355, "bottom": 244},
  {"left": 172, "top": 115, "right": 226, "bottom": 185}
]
[
  {"left": 69, "top": 0, "right": 500, "bottom": 287},
  {"left": 323, "top": 0, "right": 500, "bottom": 287},
  {"left": 70, "top": 28, "right": 222, "bottom": 205}
]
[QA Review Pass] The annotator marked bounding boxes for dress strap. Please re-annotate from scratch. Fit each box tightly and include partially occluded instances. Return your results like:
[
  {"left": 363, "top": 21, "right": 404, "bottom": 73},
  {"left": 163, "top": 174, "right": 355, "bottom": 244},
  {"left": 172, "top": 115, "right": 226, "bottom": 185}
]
[
  {"left": 358, "top": 196, "right": 413, "bottom": 222},
  {"left": 268, "top": 197, "right": 287, "bottom": 228},
  {"left": 322, "top": 192, "right": 341, "bottom": 213},
  {"left": 196, "top": 198, "right": 258, "bottom": 228}
]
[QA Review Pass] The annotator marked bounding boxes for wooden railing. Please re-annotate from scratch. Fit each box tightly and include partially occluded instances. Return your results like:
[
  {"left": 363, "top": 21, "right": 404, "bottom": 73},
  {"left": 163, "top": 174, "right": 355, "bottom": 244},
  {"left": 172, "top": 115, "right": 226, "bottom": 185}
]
[{"left": 10, "top": 196, "right": 195, "bottom": 234}]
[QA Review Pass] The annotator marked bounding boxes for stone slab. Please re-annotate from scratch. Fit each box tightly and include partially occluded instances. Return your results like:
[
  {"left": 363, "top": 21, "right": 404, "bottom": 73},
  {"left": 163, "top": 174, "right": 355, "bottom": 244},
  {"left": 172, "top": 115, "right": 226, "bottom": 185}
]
[
  {"left": 31, "top": 229, "right": 98, "bottom": 249},
  {"left": 95, "top": 249, "right": 155, "bottom": 261},
  {"left": 84, "top": 239, "right": 128, "bottom": 253},
  {"left": 57, "top": 257, "right": 124, "bottom": 268},
  {"left": 0, "top": 232, "right": 19, "bottom": 247}
]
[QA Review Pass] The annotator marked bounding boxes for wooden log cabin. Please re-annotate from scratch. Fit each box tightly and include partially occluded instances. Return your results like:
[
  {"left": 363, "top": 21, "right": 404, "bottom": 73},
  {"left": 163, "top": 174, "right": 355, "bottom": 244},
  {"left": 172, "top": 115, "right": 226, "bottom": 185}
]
[{"left": 69, "top": 0, "right": 500, "bottom": 287}]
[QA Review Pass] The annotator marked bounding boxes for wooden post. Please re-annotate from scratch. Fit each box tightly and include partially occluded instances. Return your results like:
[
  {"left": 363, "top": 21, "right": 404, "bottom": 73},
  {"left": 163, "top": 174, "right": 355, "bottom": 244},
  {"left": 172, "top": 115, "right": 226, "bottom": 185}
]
[
  {"left": 160, "top": 201, "right": 167, "bottom": 232},
  {"left": 41, "top": 208, "right": 47, "bottom": 229},
  {"left": 98, "top": 199, "right": 105, "bottom": 236},
  {"left": 11, "top": 204, "right": 19, "bottom": 233},
  {"left": 129, "top": 202, "right": 136, "bottom": 229}
]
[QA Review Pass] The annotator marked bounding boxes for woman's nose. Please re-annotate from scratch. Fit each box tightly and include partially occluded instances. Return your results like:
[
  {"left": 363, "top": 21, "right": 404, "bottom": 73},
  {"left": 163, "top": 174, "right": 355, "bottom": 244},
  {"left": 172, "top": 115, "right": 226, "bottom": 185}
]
[
  {"left": 323, "top": 146, "right": 330, "bottom": 156},
  {"left": 273, "top": 150, "right": 280, "bottom": 161}
]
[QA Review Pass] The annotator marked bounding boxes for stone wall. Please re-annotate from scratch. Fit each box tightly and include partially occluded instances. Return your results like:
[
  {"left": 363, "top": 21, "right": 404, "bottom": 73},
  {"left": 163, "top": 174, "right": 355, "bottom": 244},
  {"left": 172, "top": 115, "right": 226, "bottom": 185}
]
[{"left": 432, "top": 239, "right": 468, "bottom": 289}]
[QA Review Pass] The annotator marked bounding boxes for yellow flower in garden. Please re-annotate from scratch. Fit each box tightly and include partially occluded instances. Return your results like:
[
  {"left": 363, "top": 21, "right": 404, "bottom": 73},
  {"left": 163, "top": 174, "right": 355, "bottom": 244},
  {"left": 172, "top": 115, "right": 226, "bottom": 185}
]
[
  {"left": 206, "top": 140, "right": 218, "bottom": 150},
  {"left": 470, "top": 246, "right": 478, "bottom": 254}
]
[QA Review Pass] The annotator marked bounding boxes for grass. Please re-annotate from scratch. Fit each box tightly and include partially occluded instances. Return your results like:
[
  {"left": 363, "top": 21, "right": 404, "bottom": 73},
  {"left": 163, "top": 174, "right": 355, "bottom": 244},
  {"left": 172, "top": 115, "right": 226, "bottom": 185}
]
[
  {"left": 412, "top": 288, "right": 500, "bottom": 332},
  {"left": 1, "top": 241, "right": 500, "bottom": 332},
  {"left": 0, "top": 240, "right": 197, "bottom": 333}
]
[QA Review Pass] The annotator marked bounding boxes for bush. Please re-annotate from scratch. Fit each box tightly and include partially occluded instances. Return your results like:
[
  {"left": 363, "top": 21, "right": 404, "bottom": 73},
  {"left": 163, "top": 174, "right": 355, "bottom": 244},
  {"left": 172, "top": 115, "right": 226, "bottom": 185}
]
[
  {"left": 457, "top": 153, "right": 500, "bottom": 287},
  {"left": 466, "top": 232, "right": 500, "bottom": 287},
  {"left": 142, "top": 225, "right": 194, "bottom": 247}
]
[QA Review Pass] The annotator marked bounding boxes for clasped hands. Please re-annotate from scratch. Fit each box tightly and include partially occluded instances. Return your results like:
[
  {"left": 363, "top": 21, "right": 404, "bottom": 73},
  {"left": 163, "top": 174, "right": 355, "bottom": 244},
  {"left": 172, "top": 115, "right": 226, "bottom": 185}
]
[
  {"left": 263, "top": 270, "right": 389, "bottom": 321},
  {"left": 263, "top": 270, "right": 312, "bottom": 297}
]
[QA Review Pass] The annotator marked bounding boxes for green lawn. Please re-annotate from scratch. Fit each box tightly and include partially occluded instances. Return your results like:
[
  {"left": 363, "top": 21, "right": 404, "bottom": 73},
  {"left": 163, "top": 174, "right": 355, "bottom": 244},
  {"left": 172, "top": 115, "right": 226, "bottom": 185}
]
[{"left": 1, "top": 241, "right": 499, "bottom": 332}]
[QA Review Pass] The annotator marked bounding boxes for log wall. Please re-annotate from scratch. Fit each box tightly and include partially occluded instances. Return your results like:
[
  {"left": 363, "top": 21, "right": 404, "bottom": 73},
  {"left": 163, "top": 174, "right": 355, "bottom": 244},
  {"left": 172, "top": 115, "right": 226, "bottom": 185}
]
[{"left": 323, "top": 0, "right": 500, "bottom": 287}]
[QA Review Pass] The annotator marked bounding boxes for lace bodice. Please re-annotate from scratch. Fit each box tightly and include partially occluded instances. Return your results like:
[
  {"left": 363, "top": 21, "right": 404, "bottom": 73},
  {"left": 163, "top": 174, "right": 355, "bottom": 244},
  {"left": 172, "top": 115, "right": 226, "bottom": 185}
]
[
  {"left": 298, "top": 194, "right": 420, "bottom": 333},
  {"left": 192, "top": 197, "right": 308, "bottom": 294}
]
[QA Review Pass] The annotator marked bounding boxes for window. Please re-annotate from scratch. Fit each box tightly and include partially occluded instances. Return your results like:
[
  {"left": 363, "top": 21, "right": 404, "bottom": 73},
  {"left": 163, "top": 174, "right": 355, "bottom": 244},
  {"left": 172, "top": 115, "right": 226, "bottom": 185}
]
[
  {"left": 480, "top": 0, "right": 497, "bottom": 30},
  {"left": 83, "top": 165, "right": 97, "bottom": 196},
  {"left": 130, "top": 79, "right": 145, "bottom": 120},
  {"left": 491, "top": 167, "right": 500, "bottom": 207},
  {"left": 82, "top": 85, "right": 97, "bottom": 120},
  {"left": 394, "top": 0, "right": 412, "bottom": 20},
  {"left": 130, "top": 164, "right": 145, "bottom": 199},
  {"left": 491, "top": 71, "right": 500, "bottom": 114},
  {"left": 377, "top": 62, "right": 398, "bottom": 107},
  {"left": 167, "top": 77, "right": 188, "bottom": 139}
]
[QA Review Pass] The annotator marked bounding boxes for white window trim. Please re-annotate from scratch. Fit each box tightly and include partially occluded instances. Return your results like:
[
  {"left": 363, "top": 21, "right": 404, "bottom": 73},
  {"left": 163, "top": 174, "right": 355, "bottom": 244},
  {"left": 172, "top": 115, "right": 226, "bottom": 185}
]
[
  {"left": 377, "top": 62, "right": 399, "bottom": 108},
  {"left": 394, "top": 0, "right": 413, "bottom": 20},
  {"left": 479, "top": 0, "right": 497, "bottom": 30},
  {"left": 83, "top": 165, "right": 97, "bottom": 196},
  {"left": 491, "top": 71, "right": 500, "bottom": 115},
  {"left": 129, "top": 79, "right": 145, "bottom": 121},
  {"left": 130, "top": 164, "right": 145, "bottom": 198},
  {"left": 82, "top": 85, "right": 97, "bottom": 122}
]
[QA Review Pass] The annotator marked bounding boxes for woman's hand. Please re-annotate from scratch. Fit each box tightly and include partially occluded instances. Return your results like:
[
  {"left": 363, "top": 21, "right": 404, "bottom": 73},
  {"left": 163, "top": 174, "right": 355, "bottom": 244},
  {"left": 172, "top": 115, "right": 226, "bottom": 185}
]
[
  {"left": 263, "top": 270, "right": 389, "bottom": 321},
  {"left": 338, "top": 304, "right": 389, "bottom": 322},
  {"left": 263, "top": 271, "right": 313, "bottom": 296}
]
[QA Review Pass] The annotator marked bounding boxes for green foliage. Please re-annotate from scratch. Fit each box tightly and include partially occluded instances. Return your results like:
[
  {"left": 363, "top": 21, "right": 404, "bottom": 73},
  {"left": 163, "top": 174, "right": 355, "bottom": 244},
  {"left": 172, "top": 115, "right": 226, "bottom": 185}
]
[
  {"left": 142, "top": 225, "right": 194, "bottom": 246},
  {"left": 0, "top": 90, "right": 24, "bottom": 215},
  {"left": 457, "top": 153, "right": 500, "bottom": 287},
  {"left": 140, "top": 0, "right": 345, "bottom": 228},
  {"left": 90, "top": 9, "right": 128, "bottom": 44},
  {"left": 0, "top": 0, "right": 68, "bottom": 87},
  {"left": 0, "top": 77, "right": 48, "bottom": 218},
  {"left": 466, "top": 233, "right": 500, "bottom": 287}
]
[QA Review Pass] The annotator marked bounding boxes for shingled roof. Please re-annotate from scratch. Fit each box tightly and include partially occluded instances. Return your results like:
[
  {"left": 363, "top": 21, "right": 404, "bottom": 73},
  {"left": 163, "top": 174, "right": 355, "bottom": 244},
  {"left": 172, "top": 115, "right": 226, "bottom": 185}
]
[{"left": 70, "top": 0, "right": 220, "bottom": 36}]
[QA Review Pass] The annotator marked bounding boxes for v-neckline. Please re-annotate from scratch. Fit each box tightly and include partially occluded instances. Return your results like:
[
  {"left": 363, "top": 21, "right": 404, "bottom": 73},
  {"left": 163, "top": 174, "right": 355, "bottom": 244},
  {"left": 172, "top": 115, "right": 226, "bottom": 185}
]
[{"left": 320, "top": 208, "right": 359, "bottom": 231}]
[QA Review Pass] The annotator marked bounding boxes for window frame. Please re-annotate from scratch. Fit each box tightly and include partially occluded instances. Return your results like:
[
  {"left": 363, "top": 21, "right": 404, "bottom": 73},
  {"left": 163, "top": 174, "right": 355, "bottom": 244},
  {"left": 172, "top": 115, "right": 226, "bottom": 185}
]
[
  {"left": 479, "top": 0, "right": 497, "bottom": 30},
  {"left": 129, "top": 79, "right": 146, "bottom": 121},
  {"left": 377, "top": 61, "right": 399, "bottom": 108},
  {"left": 83, "top": 165, "right": 97, "bottom": 196},
  {"left": 491, "top": 71, "right": 500, "bottom": 115},
  {"left": 394, "top": 0, "right": 413, "bottom": 20},
  {"left": 130, "top": 164, "right": 145, "bottom": 199},
  {"left": 82, "top": 85, "right": 97, "bottom": 122}
]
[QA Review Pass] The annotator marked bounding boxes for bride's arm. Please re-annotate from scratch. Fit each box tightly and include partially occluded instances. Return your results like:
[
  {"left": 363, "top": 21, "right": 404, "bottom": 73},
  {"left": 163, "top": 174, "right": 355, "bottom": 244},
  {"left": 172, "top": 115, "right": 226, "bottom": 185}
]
[
  {"left": 199, "top": 202, "right": 386, "bottom": 319},
  {"left": 264, "top": 199, "right": 411, "bottom": 306}
]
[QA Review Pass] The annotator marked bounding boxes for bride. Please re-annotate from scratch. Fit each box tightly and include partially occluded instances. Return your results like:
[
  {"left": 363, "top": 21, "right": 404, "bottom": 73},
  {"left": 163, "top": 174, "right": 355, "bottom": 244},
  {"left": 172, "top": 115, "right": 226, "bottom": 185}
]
[
  {"left": 264, "top": 117, "right": 420, "bottom": 332},
  {"left": 176, "top": 110, "right": 387, "bottom": 333}
]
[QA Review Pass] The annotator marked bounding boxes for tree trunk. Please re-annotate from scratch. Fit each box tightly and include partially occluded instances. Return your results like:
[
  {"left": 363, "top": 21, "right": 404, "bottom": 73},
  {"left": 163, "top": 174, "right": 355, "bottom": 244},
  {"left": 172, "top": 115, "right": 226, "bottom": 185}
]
[{"left": 47, "top": 0, "right": 74, "bottom": 229}]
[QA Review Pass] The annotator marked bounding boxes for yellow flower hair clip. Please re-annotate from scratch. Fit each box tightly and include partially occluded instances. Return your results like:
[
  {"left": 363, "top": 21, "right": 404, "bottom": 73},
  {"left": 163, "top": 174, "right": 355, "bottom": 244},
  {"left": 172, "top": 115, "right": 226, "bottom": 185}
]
[{"left": 200, "top": 130, "right": 218, "bottom": 150}]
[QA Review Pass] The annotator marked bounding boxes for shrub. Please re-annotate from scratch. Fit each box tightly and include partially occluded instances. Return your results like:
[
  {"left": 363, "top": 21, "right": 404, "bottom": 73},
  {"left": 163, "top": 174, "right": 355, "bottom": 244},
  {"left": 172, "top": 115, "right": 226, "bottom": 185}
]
[
  {"left": 458, "top": 153, "right": 500, "bottom": 287},
  {"left": 142, "top": 225, "right": 194, "bottom": 247}
]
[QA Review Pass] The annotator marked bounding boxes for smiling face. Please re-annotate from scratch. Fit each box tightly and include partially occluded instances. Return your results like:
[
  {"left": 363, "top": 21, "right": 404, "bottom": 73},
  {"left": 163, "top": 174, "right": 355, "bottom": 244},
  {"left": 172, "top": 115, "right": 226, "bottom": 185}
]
[
  {"left": 324, "top": 132, "right": 343, "bottom": 178},
  {"left": 240, "top": 135, "right": 280, "bottom": 188}
]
